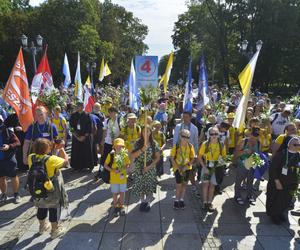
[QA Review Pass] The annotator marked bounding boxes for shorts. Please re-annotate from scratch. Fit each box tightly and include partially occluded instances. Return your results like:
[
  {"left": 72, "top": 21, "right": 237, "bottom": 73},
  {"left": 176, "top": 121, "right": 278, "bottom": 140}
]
[
  {"left": 111, "top": 183, "right": 127, "bottom": 193},
  {"left": 201, "top": 167, "right": 217, "bottom": 185},
  {"left": 0, "top": 157, "right": 17, "bottom": 178},
  {"left": 175, "top": 170, "right": 191, "bottom": 184}
]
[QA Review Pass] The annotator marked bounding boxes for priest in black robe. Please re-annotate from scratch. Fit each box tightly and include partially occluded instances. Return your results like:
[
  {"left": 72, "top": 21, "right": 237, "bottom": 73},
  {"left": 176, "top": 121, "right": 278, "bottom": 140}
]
[{"left": 69, "top": 101, "right": 94, "bottom": 171}]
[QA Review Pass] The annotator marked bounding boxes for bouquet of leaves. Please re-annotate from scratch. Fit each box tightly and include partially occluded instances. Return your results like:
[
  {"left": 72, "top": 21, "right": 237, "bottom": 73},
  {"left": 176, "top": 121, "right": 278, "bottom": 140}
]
[
  {"left": 115, "top": 148, "right": 128, "bottom": 173},
  {"left": 36, "top": 88, "right": 67, "bottom": 112},
  {"left": 244, "top": 153, "right": 265, "bottom": 170},
  {"left": 139, "top": 85, "right": 159, "bottom": 110}
]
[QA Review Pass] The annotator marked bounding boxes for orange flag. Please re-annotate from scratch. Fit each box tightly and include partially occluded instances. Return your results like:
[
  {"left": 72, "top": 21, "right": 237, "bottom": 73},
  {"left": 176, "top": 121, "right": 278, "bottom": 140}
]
[{"left": 2, "top": 48, "right": 34, "bottom": 131}]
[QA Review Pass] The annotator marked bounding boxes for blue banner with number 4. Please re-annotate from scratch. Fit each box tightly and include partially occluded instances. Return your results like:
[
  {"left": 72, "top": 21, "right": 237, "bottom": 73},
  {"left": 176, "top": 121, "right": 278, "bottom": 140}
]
[{"left": 135, "top": 56, "right": 158, "bottom": 88}]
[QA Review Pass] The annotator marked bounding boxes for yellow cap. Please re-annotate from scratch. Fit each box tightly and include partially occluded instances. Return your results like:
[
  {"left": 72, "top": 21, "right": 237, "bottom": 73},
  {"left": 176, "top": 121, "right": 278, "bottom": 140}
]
[
  {"left": 105, "top": 97, "right": 113, "bottom": 103},
  {"left": 227, "top": 112, "right": 235, "bottom": 119},
  {"left": 152, "top": 120, "right": 161, "bottom": 127},
  {"left": 113, "top": 138, "right": 125, "bottom": 148}
]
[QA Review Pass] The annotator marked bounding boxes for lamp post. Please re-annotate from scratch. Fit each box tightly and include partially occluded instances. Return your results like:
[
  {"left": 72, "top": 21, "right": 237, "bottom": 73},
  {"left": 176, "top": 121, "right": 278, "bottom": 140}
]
[
  {"left": 239, "top": 39, "right": 263, "bottom": 59},
  {"left": 86, "top": 62, "right": 97, "bottom": 87},
  {"left": 20, "top": 34, "right": 43, "bottom": 74}
]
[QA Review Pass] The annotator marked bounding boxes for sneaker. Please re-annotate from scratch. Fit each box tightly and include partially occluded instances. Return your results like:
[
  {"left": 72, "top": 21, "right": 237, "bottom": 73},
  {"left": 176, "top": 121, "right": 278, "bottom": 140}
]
[
  {"left": 247, "top": 196, "right": 255, "bottom": 204},
  {"left": 13, "top": 194, "right": 22, "bottom": 204},
  {"left": 173, "top": 201, "right": 180, "bottom": 210},
  {"left": 139, "top": 202, "right": 147, "bottom": 212},
  {"left": 235, "top": 197, "right": 244, "bottom": 205},
  {"left": 51, "top": 225, "right": 66, "bottom": 239},
  {"left": 179, "top": 200, "right": 185, "bottom": 210},
  {"left": 113, "top": 207, "right": 120, "bottom": 217},
  {"left": 39, "top": 221, "right": 51, "bottom": 235},
  {"left": 119, "top": 207, "right": 126, "bottom": 216},
  {"left": 0, "top": 193, "right": 7, "bottom": 203},
  {"left": 144, "top": 202, "right": 151, "bottom": 212},
  {"left": 202, "top": 203, "right": 208, "bottom": 211},
  {"left": 207, "top": 203, "right": 215, "bottom": 213}
]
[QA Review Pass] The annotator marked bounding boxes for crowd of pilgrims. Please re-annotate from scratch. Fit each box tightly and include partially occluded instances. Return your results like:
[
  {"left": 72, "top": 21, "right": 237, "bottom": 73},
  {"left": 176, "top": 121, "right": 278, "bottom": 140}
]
[{"left": 0, "top": 86, "right": 300, "bottom": 239}]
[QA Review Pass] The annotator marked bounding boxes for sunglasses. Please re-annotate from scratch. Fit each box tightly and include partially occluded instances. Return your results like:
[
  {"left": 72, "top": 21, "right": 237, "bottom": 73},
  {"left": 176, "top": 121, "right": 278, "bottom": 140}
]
[
  {"left": 293, "top": 144, "right": 300, "bottom": 147},
  {"left": 209, "top": 133, "right": 219, "bottom": 136},
  {"left": 181, "top": 135, "right": 190, "bottom": 139}
]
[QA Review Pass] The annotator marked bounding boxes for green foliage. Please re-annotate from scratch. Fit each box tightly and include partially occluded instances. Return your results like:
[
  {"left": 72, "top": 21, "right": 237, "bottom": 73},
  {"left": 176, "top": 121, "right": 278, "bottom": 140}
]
[
  {"left": 0, "top": 1, "right": 12, "bottom": 16},
  {"left": 0, "top": 0, "right": 148, "bottom": 86},
  {"left": 172, "top": 0, "right": 300, "bottom": 94},
  {"left": 37, "top": 88, "right": 67, "bottom": 112},
  {"left": 71, "top": 24, "right": 101, "bottom": 63},
  {"left": 139, "top": 85, "right": 159, "bottom": 109}
]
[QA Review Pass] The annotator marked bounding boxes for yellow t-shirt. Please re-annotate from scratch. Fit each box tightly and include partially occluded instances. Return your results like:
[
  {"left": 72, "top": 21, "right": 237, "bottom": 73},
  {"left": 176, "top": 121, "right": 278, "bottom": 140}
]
[
  {"left": 170, "top": 143, "right": 195, "bottom": 171},
  {"left": 105, "top": 152, "right": 130, "bottom": 184},
  {"left": 275, "top": 134, "right": 286, "bottom": 145},
  {"left": 120, "top": 125, "right": 141, "bottom": 152},
  {"left": 52, "top": 117, "right": 67, "bottom": 139},
  {"left": 198, "top": 141, "right": 226, "bottom": 162},
  {"left": 28, "top": 154, "right": 65, "bottom": 178},
  {"left": 153, "top": 131, "right": 165, "bottom": 148},
  {"left": 259, "top": 129, "right": 272, "bottom": 152},
  {"left": 228, "top": 127, "right": 236, "bottom": 148}
]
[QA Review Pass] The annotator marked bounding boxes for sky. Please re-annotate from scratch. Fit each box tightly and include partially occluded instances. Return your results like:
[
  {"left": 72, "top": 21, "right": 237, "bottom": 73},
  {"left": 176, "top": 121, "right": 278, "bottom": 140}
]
[{"left": 29, "top": 0, "right": 187, "bottom": 59}]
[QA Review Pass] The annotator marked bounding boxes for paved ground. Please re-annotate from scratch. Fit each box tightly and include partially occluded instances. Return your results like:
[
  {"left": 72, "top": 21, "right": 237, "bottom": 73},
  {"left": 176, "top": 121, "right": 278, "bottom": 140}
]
[{"left": 0, "top": 148, "right": 300, "bottom": 250}]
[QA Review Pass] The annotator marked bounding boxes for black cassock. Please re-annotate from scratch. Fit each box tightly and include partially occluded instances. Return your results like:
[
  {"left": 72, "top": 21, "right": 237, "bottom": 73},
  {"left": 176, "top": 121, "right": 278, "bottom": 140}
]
[
  {"left": 69, "top": 111, "right": 94, "bottom": 170},
  {"left": 266, "top": 150, "right": 300, "bottom": 217}
]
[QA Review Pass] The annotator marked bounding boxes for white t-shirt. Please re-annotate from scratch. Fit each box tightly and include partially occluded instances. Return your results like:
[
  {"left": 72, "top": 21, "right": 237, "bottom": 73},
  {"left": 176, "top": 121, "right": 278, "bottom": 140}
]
[
  {"left": 219, "top": 131, "right": 229, "bottom": 145},
  {"left": 103, "top": 118, "right": 120, "bottom": 145},
  {"left": 270, "top": 113, "right": 288, "bottom": 135}
]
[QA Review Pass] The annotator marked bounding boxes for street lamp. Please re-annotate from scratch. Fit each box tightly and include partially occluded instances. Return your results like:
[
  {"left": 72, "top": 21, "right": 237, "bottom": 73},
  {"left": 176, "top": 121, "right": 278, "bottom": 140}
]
[
  {"left": 20, "top": 34, "right": 44, "bottom": 73},
  {"left": 239, "top": 39, "right": 263, "bottom": 59},
  {"left": 86, "top": 62, "right": 97, "bottom": 87}
]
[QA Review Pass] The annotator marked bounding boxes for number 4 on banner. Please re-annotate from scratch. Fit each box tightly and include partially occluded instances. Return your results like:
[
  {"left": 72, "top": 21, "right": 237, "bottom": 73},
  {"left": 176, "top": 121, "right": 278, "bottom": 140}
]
[{"left": 141, "top": 60, "right": 151, "bottom": 73}]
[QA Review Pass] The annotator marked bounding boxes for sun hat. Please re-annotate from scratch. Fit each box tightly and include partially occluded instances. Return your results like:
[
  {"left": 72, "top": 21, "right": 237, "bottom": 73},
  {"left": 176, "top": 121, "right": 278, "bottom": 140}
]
[
  {"left": 127, "top": 113, "right": 137, "bottom": 120},
  {"left": 113, "top": 138, "right": 125, "bottom": 148}
]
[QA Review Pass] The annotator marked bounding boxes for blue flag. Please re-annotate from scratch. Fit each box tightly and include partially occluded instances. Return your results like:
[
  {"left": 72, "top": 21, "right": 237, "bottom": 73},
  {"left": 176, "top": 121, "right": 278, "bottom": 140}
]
[
  {"left": 198, "top": 54, "right": 210, "bottom": 105},
  {"left": 63, "top": 53, "right": 71, "bottom": 89},
  {"left": 183, "top": 58, "right": 193, "bottom": 112},
  {"left": 128, "top": 60, "right": 139, "bottom": 111}
]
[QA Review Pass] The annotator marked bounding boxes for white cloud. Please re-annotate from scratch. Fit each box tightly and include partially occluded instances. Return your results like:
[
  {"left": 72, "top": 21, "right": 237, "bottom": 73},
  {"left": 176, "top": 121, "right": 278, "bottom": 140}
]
[{"left": 29, "top": 0, "right": 187, "bottom": 58}]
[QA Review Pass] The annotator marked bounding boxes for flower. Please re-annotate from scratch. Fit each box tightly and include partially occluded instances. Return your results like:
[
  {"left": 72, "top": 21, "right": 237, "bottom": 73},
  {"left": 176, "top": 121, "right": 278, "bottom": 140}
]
[{"left": 244, "top": 153, "right": 265, "bottom": 170}]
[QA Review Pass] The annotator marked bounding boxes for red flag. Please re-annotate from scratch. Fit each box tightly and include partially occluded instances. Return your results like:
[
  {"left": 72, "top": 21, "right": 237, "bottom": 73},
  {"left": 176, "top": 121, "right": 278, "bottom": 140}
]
[
  {"left": 2, "top": 48, "right": 34, "bottom": 131},
  {"left": 31, "top": 46, "right": 54, "bottom": 103},
  {"left": 84, "top": 86, "right": 95, "bottom": 113}
]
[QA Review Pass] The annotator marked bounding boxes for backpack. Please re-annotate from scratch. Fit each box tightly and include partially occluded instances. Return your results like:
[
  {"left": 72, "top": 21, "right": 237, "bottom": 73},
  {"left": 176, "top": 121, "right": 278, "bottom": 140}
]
[
  {"left": 101, "top": 152, "right": 114, "bottom": 184},
  {"left": 270, "top": 113, "right": 279, "bottom": 125},
  {"left": 58, "top": 115, "right": 71, "bottom": 140},
  {"left": 27, "top": 155, "right": 51, "bottom": 199}
]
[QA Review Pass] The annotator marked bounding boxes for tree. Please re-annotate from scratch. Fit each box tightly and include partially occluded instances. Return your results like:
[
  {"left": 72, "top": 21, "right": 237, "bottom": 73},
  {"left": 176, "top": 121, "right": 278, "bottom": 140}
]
[
  {"left": 172, "top": 0, "right": 300, "bottom": 95},
  {"left": 0, "top": 0, "right": 148, "bottom": 87}
]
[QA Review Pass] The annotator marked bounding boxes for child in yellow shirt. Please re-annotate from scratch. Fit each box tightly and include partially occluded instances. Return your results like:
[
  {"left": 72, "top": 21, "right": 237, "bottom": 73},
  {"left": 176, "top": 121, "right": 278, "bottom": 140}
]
[
  {"left": 104, "top": 138, "right": 130, "bottom": 217},
  {"left": 170, "top": 129, "right": 195, "bottom": 210},
  {"left": 198, "top": 127, "right": 226, "bottom": 212}
]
